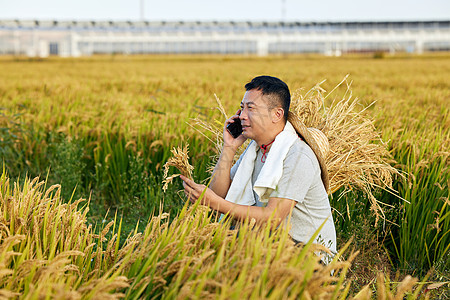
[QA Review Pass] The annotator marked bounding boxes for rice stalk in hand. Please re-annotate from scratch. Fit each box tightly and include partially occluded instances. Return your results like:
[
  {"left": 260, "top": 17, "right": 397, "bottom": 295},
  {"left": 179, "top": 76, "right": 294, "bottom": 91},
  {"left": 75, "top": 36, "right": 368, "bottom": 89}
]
[{"left": 162, "top": 144, "right": 194, "bottom": 192}]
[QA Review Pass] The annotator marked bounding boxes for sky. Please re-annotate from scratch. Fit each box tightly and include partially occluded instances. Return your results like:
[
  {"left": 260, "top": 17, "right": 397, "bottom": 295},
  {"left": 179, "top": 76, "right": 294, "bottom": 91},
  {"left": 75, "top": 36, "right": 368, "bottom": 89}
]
[{"left": 0, "top": 0, "right": 449, "bottom": 22}]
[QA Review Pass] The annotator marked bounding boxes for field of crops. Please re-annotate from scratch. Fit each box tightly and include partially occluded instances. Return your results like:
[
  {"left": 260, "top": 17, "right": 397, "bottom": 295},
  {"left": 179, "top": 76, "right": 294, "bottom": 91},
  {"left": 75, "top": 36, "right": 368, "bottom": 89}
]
[{"left": 0, "top": 54, "right": 449, "bottom": 298}]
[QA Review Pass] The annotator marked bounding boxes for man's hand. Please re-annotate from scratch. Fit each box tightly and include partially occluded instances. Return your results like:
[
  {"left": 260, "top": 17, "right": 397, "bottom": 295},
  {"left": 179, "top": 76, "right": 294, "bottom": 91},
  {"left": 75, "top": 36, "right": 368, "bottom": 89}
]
[
  {"left": 181, "top": 175, "right": 216, "bottom": 207},
  {"left": 224, "top": 109, "right": 247, "bottom": 150},
  {"left": 209, "top": 109, "right": 247, "bottom": 199}
]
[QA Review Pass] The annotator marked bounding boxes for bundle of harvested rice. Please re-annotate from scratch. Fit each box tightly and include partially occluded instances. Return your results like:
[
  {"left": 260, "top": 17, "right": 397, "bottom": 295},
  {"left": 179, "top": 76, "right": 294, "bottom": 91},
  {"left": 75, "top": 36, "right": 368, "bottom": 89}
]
[
  {"left": 289, "top": 76, "right": 400, "bottom": 223},
  {"left": 188, "top": 76, "right": 400, "bottom": 223}
]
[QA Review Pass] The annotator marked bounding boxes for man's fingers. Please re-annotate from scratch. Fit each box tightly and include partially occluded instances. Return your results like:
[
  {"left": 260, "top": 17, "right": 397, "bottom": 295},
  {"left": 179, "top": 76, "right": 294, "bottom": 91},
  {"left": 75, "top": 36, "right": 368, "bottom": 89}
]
[
  {"left": 225, "top": 109, "right": 241, "bottom": 126},
  {"left": 181, "top": 175, "right": 208, "bottom": 204},
  {"left": 184, "top": 182, "right": 195, "bottom": 195},
  {"left": 181, "top": 175, "right": 205, "bottom": 191},
  {"left": 180, "top": 175, "right": 195, "bottom": 187},
  {"left": 182, "top": 180, "right": 198, "bottom": 200},
  {"left": 225, "top": 118, "right": 235, "bottom": 127},
  {"left": 184, "top": 186, "right": 195, "bottom": 200}
]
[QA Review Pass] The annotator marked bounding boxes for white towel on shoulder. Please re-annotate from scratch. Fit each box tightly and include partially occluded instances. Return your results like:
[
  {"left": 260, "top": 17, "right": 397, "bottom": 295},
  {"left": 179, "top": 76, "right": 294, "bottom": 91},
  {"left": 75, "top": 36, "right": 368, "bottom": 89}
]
[{"left": 225, "top": 121, "right": 299, "bottom": 205}]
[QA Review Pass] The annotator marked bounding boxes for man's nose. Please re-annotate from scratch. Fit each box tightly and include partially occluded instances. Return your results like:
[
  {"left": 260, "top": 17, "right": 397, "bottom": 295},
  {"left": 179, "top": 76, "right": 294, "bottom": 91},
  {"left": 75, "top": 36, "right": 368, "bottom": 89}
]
[{"left": 239, "top": 107, "right": 247, "bottom": 120}]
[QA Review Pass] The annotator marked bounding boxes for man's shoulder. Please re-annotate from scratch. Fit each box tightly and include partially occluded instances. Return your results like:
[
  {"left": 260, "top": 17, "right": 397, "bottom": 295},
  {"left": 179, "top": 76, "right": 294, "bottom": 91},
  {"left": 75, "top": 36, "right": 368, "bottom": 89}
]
[{"left": 286, "top": 138, "right": 317, "bottom": 161}]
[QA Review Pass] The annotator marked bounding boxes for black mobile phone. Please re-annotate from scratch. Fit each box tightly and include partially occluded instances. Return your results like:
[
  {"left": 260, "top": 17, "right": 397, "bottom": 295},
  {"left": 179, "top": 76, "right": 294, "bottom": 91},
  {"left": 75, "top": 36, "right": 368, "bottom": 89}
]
[{"left": 226, "top": 121, "right": 243, "bottom": 138}]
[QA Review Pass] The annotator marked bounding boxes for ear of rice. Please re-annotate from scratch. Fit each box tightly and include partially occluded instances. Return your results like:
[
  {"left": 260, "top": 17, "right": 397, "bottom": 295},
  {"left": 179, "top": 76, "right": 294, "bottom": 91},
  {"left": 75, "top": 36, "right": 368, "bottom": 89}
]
[{"left": 162, "top": 144, "right": 194, "bottom": 192}]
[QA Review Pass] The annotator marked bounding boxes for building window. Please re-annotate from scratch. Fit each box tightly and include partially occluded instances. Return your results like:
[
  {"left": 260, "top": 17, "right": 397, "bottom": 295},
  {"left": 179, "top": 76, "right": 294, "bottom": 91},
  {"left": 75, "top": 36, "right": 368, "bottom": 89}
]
[{"left": 49, "top": 43, "right": 59, "bottom": 55}]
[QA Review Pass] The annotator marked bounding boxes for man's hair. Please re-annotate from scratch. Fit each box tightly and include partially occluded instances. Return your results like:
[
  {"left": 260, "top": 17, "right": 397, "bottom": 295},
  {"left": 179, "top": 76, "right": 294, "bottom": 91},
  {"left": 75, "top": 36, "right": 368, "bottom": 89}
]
[{"left": 245, "top": 75, "right": 290, "bottom": 121}]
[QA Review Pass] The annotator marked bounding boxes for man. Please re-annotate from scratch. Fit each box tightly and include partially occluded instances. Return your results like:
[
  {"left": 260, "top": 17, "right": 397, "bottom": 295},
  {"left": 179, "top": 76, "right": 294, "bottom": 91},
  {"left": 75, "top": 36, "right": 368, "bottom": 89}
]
[{"left": 181, "top": 75, "right": 336, "bottom": 254}]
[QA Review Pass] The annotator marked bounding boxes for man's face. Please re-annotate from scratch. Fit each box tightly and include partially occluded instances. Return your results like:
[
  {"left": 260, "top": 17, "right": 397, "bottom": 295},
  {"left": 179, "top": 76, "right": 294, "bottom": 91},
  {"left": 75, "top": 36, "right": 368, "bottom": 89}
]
[{"left": 239, "top": 89, "right": 273, "bottom": 140}]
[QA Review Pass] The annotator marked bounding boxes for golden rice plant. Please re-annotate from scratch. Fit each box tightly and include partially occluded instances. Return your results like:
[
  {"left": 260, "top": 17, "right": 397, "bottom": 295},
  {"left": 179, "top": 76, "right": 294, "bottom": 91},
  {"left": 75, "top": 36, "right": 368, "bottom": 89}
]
[
  {"left": 352, "top": 272, "right": 426, "bottom": 299},
  {"left": 162, "top": 144, "right": 194, "bottom": 191},
  {"left": 0, "top": 171, "right": 128, "bottom": 299},
  {"left": 0, "top": 171, "right": 425, "bottom": 299}
]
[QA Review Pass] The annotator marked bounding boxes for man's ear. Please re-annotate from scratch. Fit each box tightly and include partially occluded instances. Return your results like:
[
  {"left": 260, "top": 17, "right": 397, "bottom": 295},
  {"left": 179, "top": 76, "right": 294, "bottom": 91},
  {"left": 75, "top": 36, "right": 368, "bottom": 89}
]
[{"left": 272, "top": 107, "right": 285, "bottom": 123}]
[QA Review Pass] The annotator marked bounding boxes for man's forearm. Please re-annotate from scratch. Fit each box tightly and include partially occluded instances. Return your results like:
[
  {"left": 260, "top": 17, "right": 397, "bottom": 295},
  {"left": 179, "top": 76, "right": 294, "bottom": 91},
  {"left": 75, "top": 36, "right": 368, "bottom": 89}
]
[
  {"left": 182, "top": 176, "right": 295, "bottom": 226},
  {"left": 209, "top": 193, "right": 286, "bottom": 225},
  {"left": 209, "top": 146, "right": 237, "bottom": 198}
]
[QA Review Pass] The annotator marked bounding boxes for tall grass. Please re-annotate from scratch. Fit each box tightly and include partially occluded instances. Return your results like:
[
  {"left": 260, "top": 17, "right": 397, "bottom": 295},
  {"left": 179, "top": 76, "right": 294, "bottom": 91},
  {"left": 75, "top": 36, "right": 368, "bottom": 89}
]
[
  {"left": 379, "top": 109, "right": 449, "bottom": 274},
  {"left": 0, "top": 171, "right": 425, "bottom": 298},
  {"left": 0, "top": 171, "right": 128, "bottom": 298}
]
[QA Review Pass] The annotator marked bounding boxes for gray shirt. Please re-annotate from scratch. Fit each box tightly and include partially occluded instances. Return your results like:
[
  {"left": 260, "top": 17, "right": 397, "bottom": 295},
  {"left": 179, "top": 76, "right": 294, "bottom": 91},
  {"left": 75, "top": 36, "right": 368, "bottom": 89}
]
[{"left": 230, "top": 138, "right": 337, "bottom": 253}]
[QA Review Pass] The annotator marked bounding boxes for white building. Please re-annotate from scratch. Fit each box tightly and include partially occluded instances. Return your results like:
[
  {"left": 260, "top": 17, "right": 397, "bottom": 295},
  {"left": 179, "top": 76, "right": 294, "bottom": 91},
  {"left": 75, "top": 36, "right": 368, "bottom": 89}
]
[{"left": 0, "top": 20, "right": 449, "bottom": 57}]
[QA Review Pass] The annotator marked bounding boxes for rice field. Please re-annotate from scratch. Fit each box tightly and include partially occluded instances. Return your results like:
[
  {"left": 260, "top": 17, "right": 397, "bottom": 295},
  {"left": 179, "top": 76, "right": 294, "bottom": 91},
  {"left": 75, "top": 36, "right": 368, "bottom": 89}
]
[{"left": 0, "top": 53, "right": 449, "bottom": 298}]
